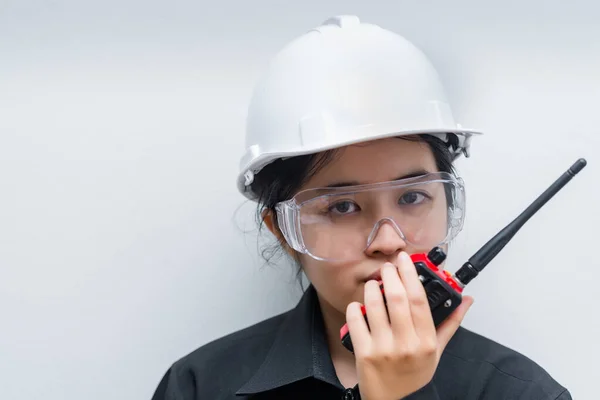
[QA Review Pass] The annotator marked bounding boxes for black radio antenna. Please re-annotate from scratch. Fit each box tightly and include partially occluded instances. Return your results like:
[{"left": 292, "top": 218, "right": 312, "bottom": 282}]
[{"left": 454, "top": 158, "right": 587, "bottom": 286}]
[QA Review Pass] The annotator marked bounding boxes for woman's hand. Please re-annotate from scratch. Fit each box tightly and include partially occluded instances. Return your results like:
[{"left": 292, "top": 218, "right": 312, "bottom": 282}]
[{"left": 346, "top": 251, "right": 474, "bottom": 400}]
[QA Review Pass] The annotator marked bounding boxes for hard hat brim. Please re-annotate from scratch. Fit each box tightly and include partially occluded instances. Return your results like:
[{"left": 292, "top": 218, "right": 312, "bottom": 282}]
[{"left": 237, "top": 127, "right": 482, "bottom": 202}]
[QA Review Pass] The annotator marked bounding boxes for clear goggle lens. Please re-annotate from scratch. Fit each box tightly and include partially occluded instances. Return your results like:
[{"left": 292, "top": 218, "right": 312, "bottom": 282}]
[{"left": 276, "top": 172, "right": 465, "bottom": 262}]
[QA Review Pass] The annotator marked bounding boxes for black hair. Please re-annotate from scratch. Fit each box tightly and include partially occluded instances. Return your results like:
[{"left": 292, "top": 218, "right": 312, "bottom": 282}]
[{"left": 249, "top": 134, "right": 457, "bottom": 272}]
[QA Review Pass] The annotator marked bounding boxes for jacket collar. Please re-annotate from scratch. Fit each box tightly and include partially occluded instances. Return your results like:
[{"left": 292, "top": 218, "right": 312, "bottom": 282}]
[{"left": 235, "top": 285, "right": 342, "bottom": 395}]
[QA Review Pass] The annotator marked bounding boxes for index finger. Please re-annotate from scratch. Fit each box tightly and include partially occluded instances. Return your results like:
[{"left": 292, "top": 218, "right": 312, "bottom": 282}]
[{"left": 396, "top": 251, "right": 436, "bottom": 334}]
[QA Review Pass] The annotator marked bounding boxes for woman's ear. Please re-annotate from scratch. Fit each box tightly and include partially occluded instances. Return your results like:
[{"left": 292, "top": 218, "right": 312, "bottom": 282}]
[
  {"left": 261, "top": 209, "right": 278, "bottom": 237},
  {"left": 262, "top": 209, "right": 294, "bottom": 256}
]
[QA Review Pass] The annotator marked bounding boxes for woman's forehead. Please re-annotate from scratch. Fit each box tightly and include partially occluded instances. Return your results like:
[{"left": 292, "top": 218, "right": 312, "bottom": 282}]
[{"left": 303, "top": 138, "right": 437, "bottom": 189}]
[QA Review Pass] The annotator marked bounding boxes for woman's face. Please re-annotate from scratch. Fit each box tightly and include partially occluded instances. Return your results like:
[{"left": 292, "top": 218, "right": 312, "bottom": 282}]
[{"left": 292, "top": 137, "right": 446, "bottom": 316}]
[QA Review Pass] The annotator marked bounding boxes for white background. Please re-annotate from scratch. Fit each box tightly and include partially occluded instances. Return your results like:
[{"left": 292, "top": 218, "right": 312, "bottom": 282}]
[{"left": 1, "top": 1, "right": 599, "bottom": 399}]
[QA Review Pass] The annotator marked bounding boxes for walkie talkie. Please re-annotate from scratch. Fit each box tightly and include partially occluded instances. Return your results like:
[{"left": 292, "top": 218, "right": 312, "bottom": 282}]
[{"left": 340, "top": 158, "right": 587, "bottom": 353}]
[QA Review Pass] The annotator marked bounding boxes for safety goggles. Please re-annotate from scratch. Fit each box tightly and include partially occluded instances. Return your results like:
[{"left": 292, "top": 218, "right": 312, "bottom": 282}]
[{"left": 275, "top": 172, "right": 465, "bottom": 262}]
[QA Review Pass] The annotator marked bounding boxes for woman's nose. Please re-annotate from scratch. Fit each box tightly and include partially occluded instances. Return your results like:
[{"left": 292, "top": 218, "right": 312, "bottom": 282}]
[{"left": 364, "top": 217, "right": 408, "bottom": 257}]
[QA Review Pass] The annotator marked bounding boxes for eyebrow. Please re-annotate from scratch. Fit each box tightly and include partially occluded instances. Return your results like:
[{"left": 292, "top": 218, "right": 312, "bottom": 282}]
[{"left": 325, "top": 169, "right": 432, "bottom": 188}]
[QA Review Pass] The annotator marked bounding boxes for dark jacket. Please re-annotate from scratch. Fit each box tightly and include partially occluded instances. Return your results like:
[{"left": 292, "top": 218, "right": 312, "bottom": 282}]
[{"left": 151, "top": 285, "right": 571, "bottom": 399}]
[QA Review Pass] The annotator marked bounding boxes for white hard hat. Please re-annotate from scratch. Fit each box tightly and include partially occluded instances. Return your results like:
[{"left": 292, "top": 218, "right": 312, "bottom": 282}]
[{"left": 238, "top": 15, "right": 482, "bottom": 201}]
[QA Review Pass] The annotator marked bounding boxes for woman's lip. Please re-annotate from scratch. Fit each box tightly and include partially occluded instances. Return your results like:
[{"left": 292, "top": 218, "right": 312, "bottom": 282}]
[{"left": 365, "top": 270, "right": 382, "bottom": 282}]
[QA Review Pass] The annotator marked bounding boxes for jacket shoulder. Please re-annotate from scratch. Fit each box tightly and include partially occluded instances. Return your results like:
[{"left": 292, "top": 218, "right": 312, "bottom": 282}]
[
  {"left": 151, "top": 311, "right": 288, "bottom": 400},
  {"left": 441, "top": 327, "right": 571, "bottom": 399},
  {"left": 179, "top": 311, "right": 286, "bottom": 366}
]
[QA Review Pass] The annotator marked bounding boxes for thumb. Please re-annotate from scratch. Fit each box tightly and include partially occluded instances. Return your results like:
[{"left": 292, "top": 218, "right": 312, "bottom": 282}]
[{"left": 436, "top": 295, "right": 474, "bottom": 350}]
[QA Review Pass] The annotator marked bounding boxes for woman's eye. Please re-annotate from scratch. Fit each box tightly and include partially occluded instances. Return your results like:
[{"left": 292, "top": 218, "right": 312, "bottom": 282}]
[
  {"left": 399, "top": 192, "right": 427, "bottom": 205},
  {"left": 328, "top": 201, "right": 358, "bottom": 215}
]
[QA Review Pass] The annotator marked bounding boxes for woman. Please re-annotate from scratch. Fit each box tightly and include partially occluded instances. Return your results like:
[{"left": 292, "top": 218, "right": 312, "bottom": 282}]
[{"left": 152, "top": 15, "right": 571, "bottom": 399}]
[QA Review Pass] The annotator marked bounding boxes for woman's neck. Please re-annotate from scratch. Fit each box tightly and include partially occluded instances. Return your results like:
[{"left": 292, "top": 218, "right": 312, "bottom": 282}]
[{"left": 315, "top": 292, "right": 359, "bottom": 389}]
